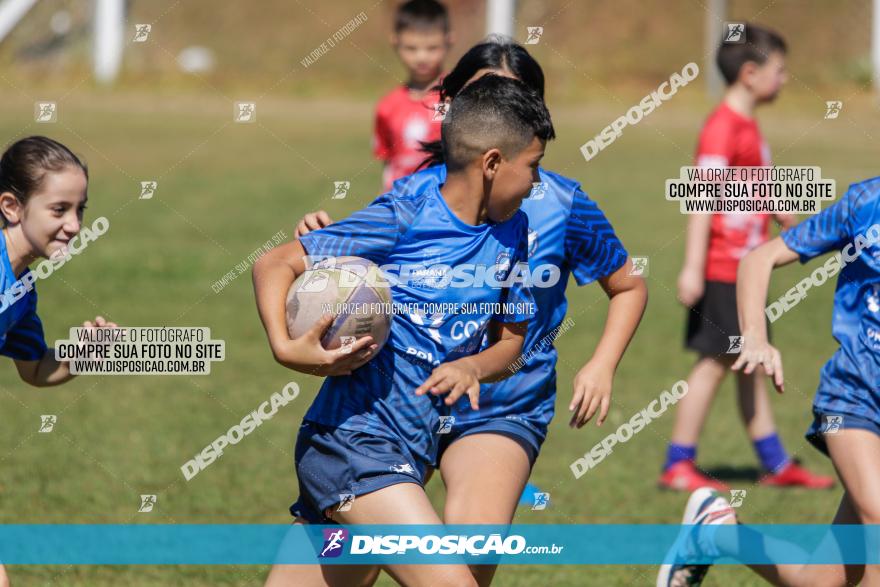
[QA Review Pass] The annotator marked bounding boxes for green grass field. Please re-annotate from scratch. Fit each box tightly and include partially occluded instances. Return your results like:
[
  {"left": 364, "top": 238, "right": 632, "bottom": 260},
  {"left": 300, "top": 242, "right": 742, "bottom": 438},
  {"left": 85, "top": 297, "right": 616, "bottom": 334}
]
[{"left": 0, "top": 84, "right": 877, "bottom": 586}]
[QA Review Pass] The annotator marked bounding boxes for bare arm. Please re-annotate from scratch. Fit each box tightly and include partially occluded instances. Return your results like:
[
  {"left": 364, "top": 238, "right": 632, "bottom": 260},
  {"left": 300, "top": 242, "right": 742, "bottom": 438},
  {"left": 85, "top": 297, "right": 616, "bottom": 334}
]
[
  {"left": 252, "top": 240, "right": 376, "bottom": 375},
  {"left": 15, "top": 354, "right": 73, "bottom": 387},
  {"left": 570, "top": 258, "right": 648, "bottom": 428},
  {"left": 14, "top": 316, "right": 117, "bottom": 387},
  {"left": 773, "top": 213, "right": 798, "bottom": 230},
  {"left": 732, "top": 237, "right": 800, "bottom": 391},
  {"left": 677, "top": 214, "right": 712, "bottom": 306},
  {"left": 415, "top": 320, "right": 526, "bottom": 410}
]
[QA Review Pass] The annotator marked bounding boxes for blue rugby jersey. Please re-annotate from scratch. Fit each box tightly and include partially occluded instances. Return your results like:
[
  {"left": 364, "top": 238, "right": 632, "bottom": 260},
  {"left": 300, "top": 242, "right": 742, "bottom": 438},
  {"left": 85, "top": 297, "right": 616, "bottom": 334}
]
[
  {"left": 298, "top": 182, "right": 534, "bottom": 465},
  {"left": 781, "top": 178, "right": 880, "bottom": 419},
  {"left": 393, "top": 166, "right": 628, "bottom": 438},
  {"left": 0, "top": 233, "right": 48, "bottom": 361}
]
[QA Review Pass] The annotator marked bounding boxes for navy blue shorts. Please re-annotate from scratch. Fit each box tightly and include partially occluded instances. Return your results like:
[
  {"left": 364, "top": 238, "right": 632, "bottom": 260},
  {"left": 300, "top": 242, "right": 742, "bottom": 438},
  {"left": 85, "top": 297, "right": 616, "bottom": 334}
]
[
  {"left": 806, "top": 411, "right": 880, "bottom": 457},
  {"left": 290, "top": 421, "right": 427, "bottom": 524},
  {"left": 436, "top": 416, "right": 545, "bottom": 468}
]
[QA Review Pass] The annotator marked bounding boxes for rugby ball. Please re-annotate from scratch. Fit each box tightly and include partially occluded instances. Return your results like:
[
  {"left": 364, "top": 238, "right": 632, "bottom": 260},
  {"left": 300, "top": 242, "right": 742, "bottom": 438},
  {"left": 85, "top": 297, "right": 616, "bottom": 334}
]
[{"left": 285, "top": 256, "right": 392, "bottom": 353}]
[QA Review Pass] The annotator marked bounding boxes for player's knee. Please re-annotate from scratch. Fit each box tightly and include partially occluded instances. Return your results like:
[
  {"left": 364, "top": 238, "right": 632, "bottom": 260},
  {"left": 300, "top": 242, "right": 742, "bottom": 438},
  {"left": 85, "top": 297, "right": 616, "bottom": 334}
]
[
  {"left": 430, "top": 570, "right": 478, "bottom": 587},
  {"left": 854, "top": 505, "right": 880, "bottom": 525}
]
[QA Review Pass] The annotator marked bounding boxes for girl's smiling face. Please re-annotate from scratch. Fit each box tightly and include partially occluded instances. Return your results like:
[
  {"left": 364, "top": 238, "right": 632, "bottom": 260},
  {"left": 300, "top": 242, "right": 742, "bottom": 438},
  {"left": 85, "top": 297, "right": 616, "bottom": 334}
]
[{"left": 9, "top": 166, "right": 88, "bottom": 260}]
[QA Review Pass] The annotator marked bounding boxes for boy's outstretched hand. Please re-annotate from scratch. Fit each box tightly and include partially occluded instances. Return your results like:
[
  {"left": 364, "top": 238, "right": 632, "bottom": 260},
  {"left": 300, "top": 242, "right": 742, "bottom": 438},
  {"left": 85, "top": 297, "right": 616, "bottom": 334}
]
[
  {"left": 273, "top": 314, "right": 377, "bottom": 376},
  {"left": 732, "top": 336, "right": 785, "bottom": 393},
  {"left": 415, "top": 358, "right": 480, "bottom": 410},
  {"left": 569, "top": 360, "right": 613, "bottom": 428}
]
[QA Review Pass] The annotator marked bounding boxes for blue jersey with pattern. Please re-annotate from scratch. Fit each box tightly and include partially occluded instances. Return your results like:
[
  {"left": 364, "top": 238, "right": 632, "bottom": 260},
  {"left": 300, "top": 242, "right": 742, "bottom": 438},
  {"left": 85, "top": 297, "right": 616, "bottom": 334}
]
[
  {"left": 781, "top": 178, "right": 880, "bottom": 420},
  {"left": 298, "top": 182, "right": 534, "bottom": 465},
  {"left": 392, "top": 166, "right": 628, "bottom": 437},
  {"left": 0, "top": 233, "right": 48, "bottom": 361}
]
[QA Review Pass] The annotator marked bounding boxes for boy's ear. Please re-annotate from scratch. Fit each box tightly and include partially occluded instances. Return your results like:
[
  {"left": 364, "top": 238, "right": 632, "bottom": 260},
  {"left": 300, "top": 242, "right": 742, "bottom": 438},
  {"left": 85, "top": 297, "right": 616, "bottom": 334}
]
[
  {"left": 738, "top": 61, "right": 760, "bottom": 85},
  {"left": 390, "top": 33, "right": 400, "bottom": 48},
  {"left": 482, "top": 148, "right": 503, "bottom": 180},
  {"left": 0, "top": 192, "right": 22, "bottom": 225},
  {"left": 444, "top": 31, "right": 455, "bottom": 48}
]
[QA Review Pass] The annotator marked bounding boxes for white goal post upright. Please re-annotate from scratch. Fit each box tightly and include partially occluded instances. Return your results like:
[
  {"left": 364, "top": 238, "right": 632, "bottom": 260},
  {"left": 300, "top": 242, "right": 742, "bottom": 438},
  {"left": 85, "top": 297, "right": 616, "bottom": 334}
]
[
  {"left": 486, "top": 0, "right": 515, "bottom": 38},
  {"left": 0, "top": 0, "right": 37, "bottom": 44},
  {"left": 705, "top": 0, "right": 725, "bottom": 97},
  {"left": 93, "top": 0, "right": 124, "bottom": 84},
  {"left": 874, "top": 0, "right": 880, "bottom": 91}
]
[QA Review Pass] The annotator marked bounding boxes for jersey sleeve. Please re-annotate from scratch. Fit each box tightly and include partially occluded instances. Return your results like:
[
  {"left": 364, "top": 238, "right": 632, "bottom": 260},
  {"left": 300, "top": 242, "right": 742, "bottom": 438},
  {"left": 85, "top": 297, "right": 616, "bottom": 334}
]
[
  {"left": 373, "top": 100, "right": 393, "bottom": 161},
  {"left": 298, "top": 193, "right": 403, "bottom": 265},
  {"left": 0, "top": 292, "right": 48, "bottom": 361},
  {"left": 781, "top": 183, "right": 863, "bottom": 263},
  {"left": 564, "top": 188, "right": 628, "bottom": 286},
  {"left": 695, "top": 115, "right": 734, "bottom": 167},
  {"left": 494, "top": 212, "right": 536, "bottom": 323}
]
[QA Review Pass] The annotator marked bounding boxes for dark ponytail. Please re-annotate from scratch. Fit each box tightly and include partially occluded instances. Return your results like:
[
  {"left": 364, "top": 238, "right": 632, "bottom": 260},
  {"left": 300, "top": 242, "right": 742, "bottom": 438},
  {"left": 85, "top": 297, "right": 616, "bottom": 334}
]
[
  {"left": 0, "top": 136, "right": 88, "bottom": 226},
  {"left": 418, "top": 35, "right": 546, "bottom": 169}
]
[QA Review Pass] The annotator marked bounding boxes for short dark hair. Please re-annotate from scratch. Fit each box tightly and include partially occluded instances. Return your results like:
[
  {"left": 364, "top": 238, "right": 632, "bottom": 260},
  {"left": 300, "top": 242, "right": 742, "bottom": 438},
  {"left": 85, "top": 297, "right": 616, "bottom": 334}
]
[
  {"left": 716, "top": 23, "right": 787, "bottom": 85},
  {"left": 441, "top": 74, "right": 555, "bottom": 172},
  {"left": 394, "top": 0, "right": 449, "bottom": 34},
  {"left": 0, "top": 136, "right": 88, "bottom": 226}
]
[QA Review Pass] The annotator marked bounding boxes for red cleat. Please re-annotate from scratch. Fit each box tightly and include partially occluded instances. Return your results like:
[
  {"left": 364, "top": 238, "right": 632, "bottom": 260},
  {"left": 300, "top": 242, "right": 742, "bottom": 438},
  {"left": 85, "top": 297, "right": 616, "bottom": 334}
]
[
  {"left": 658, "top": 461, "right": 730, "bottom": 492},
  {"left": 760, "top": 459, "right": 835, "bottom": 489}
]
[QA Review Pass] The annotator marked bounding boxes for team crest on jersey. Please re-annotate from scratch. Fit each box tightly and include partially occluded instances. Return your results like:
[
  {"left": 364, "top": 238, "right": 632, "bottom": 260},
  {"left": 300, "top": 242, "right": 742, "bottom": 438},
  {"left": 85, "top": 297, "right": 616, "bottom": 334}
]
[
  {"left": 867, "top": 285, "right": 880, "bottom": 313},
  {"left": 527, "top": 229, "right": 538, "bottom": 258},
  {"left": 495, "top": 251, "right": 512, "bottom": 281}
]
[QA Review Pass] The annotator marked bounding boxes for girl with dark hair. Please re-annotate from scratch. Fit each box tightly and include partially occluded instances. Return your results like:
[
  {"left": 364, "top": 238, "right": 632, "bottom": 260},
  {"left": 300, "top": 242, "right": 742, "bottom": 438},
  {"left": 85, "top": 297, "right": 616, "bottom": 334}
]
[
  {"left": 0, "top": 136, "right": 116, "bottom": 386},
  {"left": 0, "top": 135, "right": 118, "bottom": 586}
]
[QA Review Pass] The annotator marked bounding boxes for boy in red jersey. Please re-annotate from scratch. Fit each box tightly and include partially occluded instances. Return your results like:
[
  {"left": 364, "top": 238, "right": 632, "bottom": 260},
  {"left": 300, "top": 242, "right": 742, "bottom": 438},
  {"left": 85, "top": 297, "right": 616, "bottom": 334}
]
[
  {"left": 659, "top": 23, "right": 833, "bottom": 491},
  {"left": 373, "top": 0, "right": 451, "bottom": 190}
]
